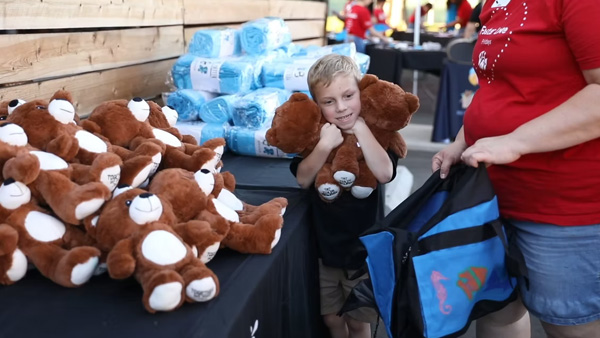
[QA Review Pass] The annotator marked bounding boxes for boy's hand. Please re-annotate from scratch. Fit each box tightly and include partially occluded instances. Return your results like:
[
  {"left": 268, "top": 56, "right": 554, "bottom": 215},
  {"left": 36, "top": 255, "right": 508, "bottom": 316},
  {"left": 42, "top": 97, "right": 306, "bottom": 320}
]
[
  {"left": 319, "top": 123, "right": 344, "bottom": 151},
  {"left": 349, "top": 117, "right": 368, "bottom": 135}
]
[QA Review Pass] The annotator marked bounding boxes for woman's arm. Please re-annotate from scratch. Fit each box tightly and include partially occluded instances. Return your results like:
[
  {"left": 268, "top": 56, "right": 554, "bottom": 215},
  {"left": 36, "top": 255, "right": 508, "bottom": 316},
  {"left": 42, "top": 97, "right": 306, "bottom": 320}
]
[{"left": 461, "top": 68, "right": 600, "bottom": 166}]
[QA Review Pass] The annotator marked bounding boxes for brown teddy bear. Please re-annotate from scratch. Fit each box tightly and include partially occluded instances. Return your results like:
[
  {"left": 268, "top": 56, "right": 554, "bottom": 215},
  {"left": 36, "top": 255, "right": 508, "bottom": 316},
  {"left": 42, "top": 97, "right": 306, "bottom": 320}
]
[
  {"left": 82, "top": 187, "right": 220, "bottom": 313},
  {"left": 0, "top": 122, "right": 114, "bottom": 224},
  {"left": 266, "top": 74, "right": 419, "bottom": 202},
  {"left": 81, "top": 97, "right": 225, "bottom": 174},
  {"left": 148, "top": 167, "right": 286, "bottom": 257},
  {"left": 0, "top": 177, "right": 101, "bottom": 287},
  {"left": 6, "top": 91, "right": 159, "bottom": 189}
]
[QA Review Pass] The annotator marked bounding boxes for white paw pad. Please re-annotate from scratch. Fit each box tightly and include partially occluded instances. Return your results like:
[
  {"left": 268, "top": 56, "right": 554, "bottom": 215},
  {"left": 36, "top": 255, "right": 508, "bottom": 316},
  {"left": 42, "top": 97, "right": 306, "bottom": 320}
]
[
  {"left": 318, "top": 184, "right": 340, "bottom": 201},
  {"left": 333, "top": 171, "right": 356, "bottom": 188},
  {"left": 186, "top": 277, "right": 217, "bottom": 302},
  {"left": 71, "top": 256, "right": 99, "bottom": 285},
  {"left": 100, "top": 165, "right": 121, "bottom": 192},
  {"left": 6, "top": 248, "right": 27, "bottom": 282},
  {"left": 271, "top": 229, "right": 282, "bottom": 249},
  {"left": 351, "top": 186, "right": 374, "bottom": 199},
  {"left": 200, "top": 242, "right": 220, "bottom": 263},
  {"left": 149, "top": 282, "right": 183, "bottom": 311},
  {"left": 75, "top": 198, "right": 106, "bottom": 220}
]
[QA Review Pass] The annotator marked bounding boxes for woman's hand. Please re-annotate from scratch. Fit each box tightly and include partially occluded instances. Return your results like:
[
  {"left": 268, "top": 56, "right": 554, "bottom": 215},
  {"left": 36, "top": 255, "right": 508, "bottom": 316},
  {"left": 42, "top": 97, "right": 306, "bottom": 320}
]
[
  {"left": 432, "top": 139, "right": 467, "bottom": 178},
  {"left": 461, "top": 134, "right": 524, "bottom": 167}
]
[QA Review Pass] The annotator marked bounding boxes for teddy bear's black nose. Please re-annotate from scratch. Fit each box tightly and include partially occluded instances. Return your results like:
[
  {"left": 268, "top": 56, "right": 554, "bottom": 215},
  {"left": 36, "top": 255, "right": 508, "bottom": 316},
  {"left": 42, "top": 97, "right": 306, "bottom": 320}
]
[
  {"left": 139, "top": 192, "right": 153, "bottom": 198},
  {"left": 8, "top": 99, "right": 20, "bottom": 107},
  {"left": 133, "top": 97, "right": 143, "bottom": 102},
  {"left": 117, "top": 184, "right": 130, "bottom": 189},
  {"left": 200, "top": 169, "right": 211, "bottom": 174},
  {"left": 3, "top": 178, "right": 15, "bottom": 185}
]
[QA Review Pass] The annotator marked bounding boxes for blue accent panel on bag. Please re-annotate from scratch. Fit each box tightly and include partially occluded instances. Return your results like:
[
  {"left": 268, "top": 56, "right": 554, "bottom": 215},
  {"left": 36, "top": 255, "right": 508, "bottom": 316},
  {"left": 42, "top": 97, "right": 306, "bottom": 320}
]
[
  {"left": 419, "top": 196, "right": 499, "bottom": 240},
  {"left": 407, "top": 191, "right": 449, "bottom": 233},
  {"left": 412, "top": 235, "right": 515, "bottom": 338},
  {"left": 361, "top": 231, "right": 396, "bottom": 338}
]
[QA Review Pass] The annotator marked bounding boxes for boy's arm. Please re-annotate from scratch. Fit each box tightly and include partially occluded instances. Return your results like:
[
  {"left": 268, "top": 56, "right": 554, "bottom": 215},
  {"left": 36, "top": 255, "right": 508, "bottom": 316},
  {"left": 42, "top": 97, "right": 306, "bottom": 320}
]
[
  {"left": 295, "top": 123, "right": 344, "bottom": 189},
  {"left": 351, "top": 118, "right": 394, "bottom": 183}
]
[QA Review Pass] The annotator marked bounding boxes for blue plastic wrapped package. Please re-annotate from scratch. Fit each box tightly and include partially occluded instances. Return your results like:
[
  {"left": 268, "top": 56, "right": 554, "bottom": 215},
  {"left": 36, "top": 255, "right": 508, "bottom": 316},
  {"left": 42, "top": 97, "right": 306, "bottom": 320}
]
[
  {"left": 240, "top": 17, "right": 292, "bottom": 55},
  {"left": 188, "top": 28, "right": 242, "bottom": 58},
  {"left": 231, "top": 87, "right": 292, "bottom": 129},
  {"left": 175, "top": 121, "right": 230, "bottom": 148},
  {"left": 171, "top": 54, "right": 254, "bottom": 94},
  {"left": 292, "top": 42, "right": 357, "bottom": 58},
  {"left": 261, "top": 59, "right": 317, "bottom": 91},
  {"left": 198, "top": 94, "right": 241, "bottom": 124},
  {"left": 235, "top": 51, "right": 283, "bottom": 89},
  {"left": 166, "top": 89, "right": 217, "bottom": 122},
  {"left": 354, "top": 52, "right": 371, "bottom": 75},
  {"left": 227, "top": 126, "right": 295, "bottom": 158}
]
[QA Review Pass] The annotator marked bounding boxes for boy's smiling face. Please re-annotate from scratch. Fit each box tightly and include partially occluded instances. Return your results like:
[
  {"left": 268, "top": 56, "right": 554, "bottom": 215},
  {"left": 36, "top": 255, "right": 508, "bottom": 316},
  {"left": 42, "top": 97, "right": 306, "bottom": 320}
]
[{"left": 314, "top": 74, "right": 361, "bottom": 132}]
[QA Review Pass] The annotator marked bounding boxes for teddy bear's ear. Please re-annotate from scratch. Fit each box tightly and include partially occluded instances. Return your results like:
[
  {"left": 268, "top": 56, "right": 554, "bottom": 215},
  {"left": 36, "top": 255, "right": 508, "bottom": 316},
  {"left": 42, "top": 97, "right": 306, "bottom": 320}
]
[
  {"left": 405, "top": 92, "right": 420, "bottom": 114},
  {"left": 50, "top": 90, "right": 73, "bottom": 104},
  {"left": 359, "top": 74, "right": 379, "bottom": 91},
  {"left": 288, "top": 92, "right": 310, "bottom": 102}
]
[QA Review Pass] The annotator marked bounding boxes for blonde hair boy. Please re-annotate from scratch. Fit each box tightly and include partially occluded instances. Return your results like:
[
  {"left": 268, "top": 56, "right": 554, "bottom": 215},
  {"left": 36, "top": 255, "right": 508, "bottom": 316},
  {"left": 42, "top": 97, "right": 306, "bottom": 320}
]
[{"left": 308, "top": 54, "right": 362, "bottom": 100}]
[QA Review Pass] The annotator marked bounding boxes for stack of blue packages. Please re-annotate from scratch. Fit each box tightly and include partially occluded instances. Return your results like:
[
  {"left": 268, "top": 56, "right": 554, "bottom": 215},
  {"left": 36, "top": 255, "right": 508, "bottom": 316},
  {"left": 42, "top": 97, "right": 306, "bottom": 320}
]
[
  {"left": 231, "top": 87, "right": 292, "bottom": 129},
  {"left": 175, "top": 121, "right": 230, "bottom": 148},
  {"left": 240, "top": 17, "right": 292, "bottom": 55},
  {"left": 354, "top": 52, "right": 371, "bottom": 75},
  {"left": 235, "top": 50, "right": 284, "bottom": 90},
  {"left": 261, "top": 59, "right": 317, "bottom": 91},
  {"left": 171, "top": 54, "right": 254, "bottom": 94},
  {"left": 166, "top": 89, "right": 217, "bottom": 122},
  {"left": 227, "top": 126, "right": 295, "bottom": 158},
  {"left": 188, "top": 28, "right": 242, "bottom": 58},
  {"left": 198, "top": 93, "right": 241, "bottom": 124},
  {"left": 291, "top": 42, "right": 357, "bottom": 59}
]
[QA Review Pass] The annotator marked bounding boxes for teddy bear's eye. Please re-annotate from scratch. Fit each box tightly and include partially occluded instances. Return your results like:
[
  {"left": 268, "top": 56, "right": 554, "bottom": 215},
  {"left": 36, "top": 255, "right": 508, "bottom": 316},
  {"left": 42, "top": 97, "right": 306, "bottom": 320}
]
[
  {"left": 36, "top": 105, "right": 46, "bottom": 110},
  {"left": 0, "top": 116, "right": 6, "bottom": 121},
  {"left": 125, "top": 200, "right": 132, "bottom": 206}
]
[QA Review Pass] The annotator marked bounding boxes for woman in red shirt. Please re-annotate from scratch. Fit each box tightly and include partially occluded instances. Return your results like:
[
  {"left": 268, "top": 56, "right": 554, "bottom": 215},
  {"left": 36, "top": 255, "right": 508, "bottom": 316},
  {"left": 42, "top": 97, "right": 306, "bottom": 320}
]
[
  {"left": 444, "top": 0, "right": 472, "bottom": 30},
  {"left": 433, "top": 0, "right": 600, "bottom": 337}
]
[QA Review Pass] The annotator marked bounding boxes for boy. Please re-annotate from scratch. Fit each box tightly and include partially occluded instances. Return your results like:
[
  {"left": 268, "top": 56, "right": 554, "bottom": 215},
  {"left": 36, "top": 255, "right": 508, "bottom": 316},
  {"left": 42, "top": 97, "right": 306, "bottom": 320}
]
[{"left": 290, "top": 54, "right": 398, "bottom": 338}]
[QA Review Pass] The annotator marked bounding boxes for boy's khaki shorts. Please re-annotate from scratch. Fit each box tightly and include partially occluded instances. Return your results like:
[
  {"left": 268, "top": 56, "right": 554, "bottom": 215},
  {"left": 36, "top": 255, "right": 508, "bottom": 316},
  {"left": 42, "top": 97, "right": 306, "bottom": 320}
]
[{"left": 318, "top": 260, "right": 378, "bottom": 323}]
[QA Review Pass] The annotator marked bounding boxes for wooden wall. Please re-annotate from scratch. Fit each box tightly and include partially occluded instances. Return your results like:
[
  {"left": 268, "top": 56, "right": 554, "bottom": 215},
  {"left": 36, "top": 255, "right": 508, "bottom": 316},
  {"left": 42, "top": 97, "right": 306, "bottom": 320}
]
[{"left": 0, "top": 0, "right": 326, "bottom": 116}]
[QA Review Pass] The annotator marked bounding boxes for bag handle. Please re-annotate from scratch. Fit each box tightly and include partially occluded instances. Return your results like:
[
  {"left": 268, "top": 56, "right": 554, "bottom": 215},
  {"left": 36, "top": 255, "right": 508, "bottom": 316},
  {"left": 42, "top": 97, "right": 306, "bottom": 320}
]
[{"left": 489, "top": 219, "right": 529, "bottom": 289}]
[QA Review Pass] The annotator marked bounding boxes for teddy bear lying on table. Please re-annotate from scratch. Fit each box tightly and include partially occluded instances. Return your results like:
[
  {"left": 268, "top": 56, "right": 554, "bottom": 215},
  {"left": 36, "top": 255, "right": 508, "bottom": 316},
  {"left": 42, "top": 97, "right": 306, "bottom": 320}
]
[{"left": 266, "top": 74, "right": 419, "bottom": 202}]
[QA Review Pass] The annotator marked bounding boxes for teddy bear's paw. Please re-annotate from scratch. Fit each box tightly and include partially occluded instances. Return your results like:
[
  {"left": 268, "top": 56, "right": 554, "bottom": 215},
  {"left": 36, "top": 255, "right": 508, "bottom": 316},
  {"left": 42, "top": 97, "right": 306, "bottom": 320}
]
[
  {"left": 333, "top": 171, "right": 356, "bottom": 188},
  {"left": 75, "top": 197, "right": 107, "bottom": 220},
  {"left": 351, "top": 186, "right": 374, "bottom": 199},
  {"left": 4, "top": 248, "right": 27, "bottom": 283},
  {"left": 149, "top": 281, "right": 184, "bottom": 312},
  {"left": 186, "top": 277, "right": 218, "bottom": 302},
  {"left": 99, "top": 164, "right": 121, "bottom": 192},
  {"left": 271, "top": 228, "right": 282, "bottom": 249},
  {"left": 217, "top": 188, "right": 244, "bottom": 211},
  {"left": 198, "top": 242, "right": 221, "bottom": 263},
  {"left": 71, "top": 255, "right": 99, "bottom": 286},
  {"left": 121, "top": 158, "right": 155, "bottom": 188},
  {"left": 318, "top": 183, "right": 340, "bottom": 201}
]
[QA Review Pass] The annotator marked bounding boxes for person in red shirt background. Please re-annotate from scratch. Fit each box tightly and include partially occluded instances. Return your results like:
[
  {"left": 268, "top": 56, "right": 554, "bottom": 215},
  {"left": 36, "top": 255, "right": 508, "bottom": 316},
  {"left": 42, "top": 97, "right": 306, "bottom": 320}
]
[
  {"left": 433, "top": 0, "right": 600, "bottom": 337},
  {"left": 345, "top": 0, "right": 386, "bottom": 53},
  {"left": 444, "top": 0, "right": 472, "bottom": 31},
  {"left": 373, "top": 0, "right": 387, "bottom": 24},
  {"left": 408, "top": 3, "right": 433, "bottom": 29}
]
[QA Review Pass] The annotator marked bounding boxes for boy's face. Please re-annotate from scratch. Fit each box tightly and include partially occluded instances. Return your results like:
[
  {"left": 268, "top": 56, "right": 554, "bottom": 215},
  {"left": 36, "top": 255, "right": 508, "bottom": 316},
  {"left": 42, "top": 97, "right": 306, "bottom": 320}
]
[{"left": 314, "top": 74, "right": 361, "bottom": 132}]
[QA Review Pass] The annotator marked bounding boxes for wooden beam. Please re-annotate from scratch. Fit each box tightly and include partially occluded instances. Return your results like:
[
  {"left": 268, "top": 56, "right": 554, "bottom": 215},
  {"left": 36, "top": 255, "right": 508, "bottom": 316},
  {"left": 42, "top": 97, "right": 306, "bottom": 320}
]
[
  {"left": 268, "top": 0, "right": 326, "bottom": 20},
  {"left": 183, "top": 0, "right": 270, "bottom": 25},
  {"left": 0, "top": 0, "right": 183, "bottom": 29},
  {"left": 0, "top": 26, "right": 184, "bottom": 86},
  {"left": 0, "top": 59, "right": 176, "bottom": 117},
  {"left": 293, "top": 38, "right": 325, "bottom": 47}
]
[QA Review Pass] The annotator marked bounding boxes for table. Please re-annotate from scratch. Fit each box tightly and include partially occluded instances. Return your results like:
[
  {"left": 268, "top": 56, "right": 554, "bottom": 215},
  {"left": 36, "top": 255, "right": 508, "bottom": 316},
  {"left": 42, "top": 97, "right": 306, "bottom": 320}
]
[
  {"left": 432, "top": 59, "right": 479, "bottom": 143},
  {"left": 365, "top": 44, "right": 447, "bottom": 85},
  {"left": 390, "top": 31, "right": 457, "bottom": 47},
  {"left": 0, "top": 155, "right": 328, "bottom": 338}
]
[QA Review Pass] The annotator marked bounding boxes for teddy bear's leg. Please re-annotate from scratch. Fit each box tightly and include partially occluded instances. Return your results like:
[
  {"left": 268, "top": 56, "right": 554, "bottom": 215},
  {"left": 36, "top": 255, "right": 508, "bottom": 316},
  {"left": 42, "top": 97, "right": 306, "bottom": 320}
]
[
  {"left": 223, "top": 213, "right": 284, "bottom": 254},
  {"left": 315, "top": 163, "right": 341, "bottom": 202},
  {"left": 25, "top": 243, "right": 100, "bottom": 287},
  {"left": 162, "top": 147, "right": 220, "bottom": 173},
  {"left": 171, "top": 220, "right": 225, "bottom": 263},
  {"left": 351, "top": 161, "right": 378, "bottom": 199},
  {"left": 119, "top": 155, "right": 156, "bottom": 189},
  {"left": 138, "top": 268, "right": 185, "bottom": 313},
  {"left": 331, "top": 143, "right": 360, "bottom": 189},
  {"left": 70, "top": 152, "right": 123, "bottom": 192},
  {"left": 179, "top": 259, "right": 219, "bottom": 303},
  {"left": 34, "top": 170, "right": 110, "bottom": 224},
  {"left": 0, "top": 224, "right": 27, "bottom": 285},
  {"left": 2, "top": 153, "right": 40, "bottom": 185},
  {"left": 238, "top": 197, "right": 288, "bottom": 223},
  {"left": 197, "top": 137, "right": 226, "bottom": 160}
]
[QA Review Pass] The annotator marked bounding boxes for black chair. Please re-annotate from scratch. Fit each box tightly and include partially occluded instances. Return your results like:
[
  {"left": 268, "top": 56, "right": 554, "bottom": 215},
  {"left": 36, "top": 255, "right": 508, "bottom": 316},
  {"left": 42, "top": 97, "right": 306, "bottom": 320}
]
[{"left": 445, "top": 38, "right": 476, "bottom": 65}]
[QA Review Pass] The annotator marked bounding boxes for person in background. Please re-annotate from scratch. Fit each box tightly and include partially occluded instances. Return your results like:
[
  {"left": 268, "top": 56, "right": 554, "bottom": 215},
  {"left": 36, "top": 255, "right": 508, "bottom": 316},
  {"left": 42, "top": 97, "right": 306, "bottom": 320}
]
[
  {"left": 432, "top": 1, "right": 600, "bottom": 337},
  {"left": 463, "top": 0, "right": 484, "bottom": 40},
  {"left": 444, "top": 0, "right": 472, "bottom": 32},
  {"left": 373, "top": 0, "right": 388, "bottom": 24},
  {"left": 408, "top": 3, "right": 433, "bottom": 29},
  {"left": 291, "top": 54, "right": 398, "bottom": 338},
  {"left": 345, "top": 0, "right": 387, "bottom": 53},
  {"left": 333, "top": 0, "right": 356, "bottom": 25}
]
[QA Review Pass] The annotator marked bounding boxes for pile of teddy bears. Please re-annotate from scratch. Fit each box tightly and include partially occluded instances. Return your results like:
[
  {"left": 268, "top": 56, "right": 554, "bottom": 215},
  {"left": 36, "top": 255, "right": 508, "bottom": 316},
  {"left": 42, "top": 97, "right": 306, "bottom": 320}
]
[{"left": 0, "top": 91, "right": 287, "bottom": 313}]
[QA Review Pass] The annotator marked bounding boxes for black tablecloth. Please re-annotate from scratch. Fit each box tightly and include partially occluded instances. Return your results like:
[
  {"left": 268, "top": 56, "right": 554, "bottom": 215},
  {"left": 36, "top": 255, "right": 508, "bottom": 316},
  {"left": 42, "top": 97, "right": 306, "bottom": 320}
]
[
  {"left": 390, "top": 31, "right": 456, "bottom": 47},
  {"left": 432, "top": 59, "right": 479, "bottom": 143},
  {"left": 365, "top": 44, "right": 447, "bottom": 85},
  {"left": 0, "top": 156, "right": 326, "bottom": 338},
  {"left": 221, "top": 153, "right": 299, "bottom": 191}
]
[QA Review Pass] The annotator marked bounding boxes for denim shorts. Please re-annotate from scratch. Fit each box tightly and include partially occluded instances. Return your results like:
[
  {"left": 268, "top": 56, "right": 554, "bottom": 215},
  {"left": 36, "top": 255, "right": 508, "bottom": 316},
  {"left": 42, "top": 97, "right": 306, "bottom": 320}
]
[{"left": 510, "top": 220, "right": 600, "bottom": 325}]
